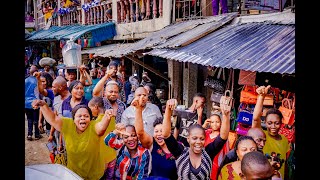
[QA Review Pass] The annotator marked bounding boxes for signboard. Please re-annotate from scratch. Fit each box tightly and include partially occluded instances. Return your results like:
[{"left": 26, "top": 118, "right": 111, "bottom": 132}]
[{"left": 244, "top": 0, "right": 287, "bottom": 11}]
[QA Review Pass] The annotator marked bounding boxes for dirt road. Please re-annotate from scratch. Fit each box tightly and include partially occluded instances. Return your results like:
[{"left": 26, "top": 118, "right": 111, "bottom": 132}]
[{"left": 25, "top": 116, "right": 51, "bottom": 166}]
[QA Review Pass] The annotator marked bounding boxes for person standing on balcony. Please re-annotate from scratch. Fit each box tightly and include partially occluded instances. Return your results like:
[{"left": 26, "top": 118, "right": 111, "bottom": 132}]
[{"left": 212, "top": 0, "right": 228, "bottom": 16}]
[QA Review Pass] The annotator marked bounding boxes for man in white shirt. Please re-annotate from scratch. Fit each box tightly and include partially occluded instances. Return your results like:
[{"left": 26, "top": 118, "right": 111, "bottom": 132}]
[{"left": 121, "top": 87, "right": 162, "bottom": 136}]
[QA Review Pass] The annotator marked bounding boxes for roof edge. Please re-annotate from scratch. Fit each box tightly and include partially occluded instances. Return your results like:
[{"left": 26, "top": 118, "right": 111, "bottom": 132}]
[{"left": 231, "top": 9, "right": 295, "bottom": 25}]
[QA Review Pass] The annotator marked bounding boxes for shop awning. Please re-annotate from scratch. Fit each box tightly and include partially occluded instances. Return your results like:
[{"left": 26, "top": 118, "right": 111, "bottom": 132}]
[
  {"left": 26, "top": 22, "right": 116, "bottom": 42},
  {"left": 148, "top": 10, "right": 295, "bottom": 74},
  {"left": 148, "top": 22, "right": 295, "bottom": 74},
  {"left": 81, "top": 12, "right": 238, "bottom": 58}
]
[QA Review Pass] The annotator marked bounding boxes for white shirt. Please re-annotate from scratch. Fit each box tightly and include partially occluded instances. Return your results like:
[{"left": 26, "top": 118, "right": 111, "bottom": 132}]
[{"left": 121, "top": 103, "right": 163, "bottom": 136}]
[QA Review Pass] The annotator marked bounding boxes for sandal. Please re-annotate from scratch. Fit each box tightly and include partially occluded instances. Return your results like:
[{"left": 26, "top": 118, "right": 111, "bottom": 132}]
[{"left": 27, "top": 135, "right": 33, "bottom": 141}]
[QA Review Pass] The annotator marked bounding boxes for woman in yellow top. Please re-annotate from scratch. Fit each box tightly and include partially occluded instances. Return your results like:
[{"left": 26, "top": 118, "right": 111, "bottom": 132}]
[
  {"left": 218, "top": 136, "right": 258, "bottom": 180},
  {"left": 32, "top": 99, "right": 114, "bottom": 180},
  {"left": 252, "top": 85, "right": 290, "bottom": 179}
]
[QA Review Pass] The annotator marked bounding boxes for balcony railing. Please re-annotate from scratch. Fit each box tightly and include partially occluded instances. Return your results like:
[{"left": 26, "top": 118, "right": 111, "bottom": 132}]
[{"left": 47, "top": 0, "right": 164, "bottom": 26}]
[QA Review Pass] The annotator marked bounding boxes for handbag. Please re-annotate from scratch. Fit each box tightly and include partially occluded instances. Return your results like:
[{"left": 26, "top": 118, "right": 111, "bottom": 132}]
[
  {"left": 54, "top": 151, "right": 67, "bottom": 166},
  {"left": 240, "top": 85, "right": 258, "bottom": 104},
  {"left": 279, "top": 124, "right": 295, "bottom": 143},
  {"left": 210, "top": 91, "right": 223, "bottom": 104},
  {"left": 238, "top": 70, "right": 256, "bottom": 85},
  {"left": 204, "top": 67, "right": 226, "bottom": 93},
  {"left": 240, "top": 85, "right": 274, "bottom": 106},
  {"left": 220, "top": 90, "right": 234, "bottom": 111},
  {"left": 236, "top": 103, "right": 255, "bottom": 125},
  {"left": 278, "top": 98, "right": 295, "bottom": 125},
  {"left": 228, "top": 131, "right": 238, "bottom": 149},
  {"left": 236, "top": 122, "right": 251, "bottom": 136}
]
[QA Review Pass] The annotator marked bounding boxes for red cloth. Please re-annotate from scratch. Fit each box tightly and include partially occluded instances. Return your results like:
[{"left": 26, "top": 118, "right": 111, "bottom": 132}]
[{"left": 205, "top": 129, "right": 230, "bottom": 180}]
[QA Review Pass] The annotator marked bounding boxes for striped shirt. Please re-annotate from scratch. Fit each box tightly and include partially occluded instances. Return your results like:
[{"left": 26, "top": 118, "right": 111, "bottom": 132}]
[
  {"left": 105, "top": 132, "right": 151, "bottom": 180},
  {"left": 165, "top": 135, "right": 227, "bottom": 180},
  {"left": 103, "top": 98, "right": 126, "bottom": 124}
]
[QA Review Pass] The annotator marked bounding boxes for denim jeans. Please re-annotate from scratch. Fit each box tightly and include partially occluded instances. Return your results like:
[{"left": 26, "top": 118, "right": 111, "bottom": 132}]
[{"left": 25, "top": 108, "right": 40, "bottom": 137}]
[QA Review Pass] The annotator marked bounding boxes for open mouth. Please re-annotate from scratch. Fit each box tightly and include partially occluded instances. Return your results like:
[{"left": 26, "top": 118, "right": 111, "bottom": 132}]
[
  {"left": 127, "top": 141, "right": 136, "bottom": 148},
  {"left": 79, "top": 122, "right": 87, "bottom": 128},
  {"left": 156, "top": 137, "right": 164, "bottom": 143}
]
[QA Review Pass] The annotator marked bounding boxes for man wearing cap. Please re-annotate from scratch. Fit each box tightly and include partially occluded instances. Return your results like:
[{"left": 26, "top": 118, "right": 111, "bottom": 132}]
[{"left": 93, "top": 61, "right": 125, "bottom": 102}]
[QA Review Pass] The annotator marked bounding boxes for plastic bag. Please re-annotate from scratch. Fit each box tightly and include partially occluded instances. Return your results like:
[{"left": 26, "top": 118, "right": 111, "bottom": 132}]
[{"left": 62, "top": 40, "right": 82, "bottom": 68}]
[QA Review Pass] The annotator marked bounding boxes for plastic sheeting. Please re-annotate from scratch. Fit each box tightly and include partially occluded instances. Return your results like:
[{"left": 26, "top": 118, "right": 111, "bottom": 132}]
[{"left": 25, "top": 164, "right": 83, "bottom": 180}]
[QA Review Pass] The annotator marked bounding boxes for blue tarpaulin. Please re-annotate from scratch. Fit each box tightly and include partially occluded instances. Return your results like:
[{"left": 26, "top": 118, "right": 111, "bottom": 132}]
[{"left": 26, "top": 22, "right": 116, "bottom": 43}]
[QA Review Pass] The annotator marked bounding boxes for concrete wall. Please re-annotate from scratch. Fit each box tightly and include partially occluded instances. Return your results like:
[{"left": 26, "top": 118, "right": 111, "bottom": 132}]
[{"left": 113, "top": 0, "right": 172, "bottom": 40}]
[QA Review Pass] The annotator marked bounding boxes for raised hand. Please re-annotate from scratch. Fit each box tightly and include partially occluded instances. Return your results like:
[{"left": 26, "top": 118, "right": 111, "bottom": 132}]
[
  {"left": 131, "top": 96, "right": 144, "bottom": 110},
  {"left": 104, "top": 109, "right": 115, "bottom": 118},
  {"left": 197, "top": 106, "right": 203, "bottom": 116},
  {"left": 114, "top": 123, "right": 130, "bottom": 136},
  {"left": 166, "top": 99, "right": 177, "bottom": 110},
  {"left": 220, "top": 101, "right": 231, "bottom": 116},
  {"left": 31, "top": 99, "right": 46, "bottom": 109},
  {"left": 256, "top": 85, "right": 271, "bottom": 96},
  {"left": 202, "top": 119, "right": 211, "bottom": 129},
  {"left": 78, "top": 64, "right": 87, "bottom": 72},
  {"left": 34, "top": 71, "right": 41, "bottom": 78}
]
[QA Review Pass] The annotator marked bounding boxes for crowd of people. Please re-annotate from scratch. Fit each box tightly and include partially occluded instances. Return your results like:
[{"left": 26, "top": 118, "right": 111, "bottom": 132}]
[{"left": 25, "top": 60, "right": 293, "bottom": 180}]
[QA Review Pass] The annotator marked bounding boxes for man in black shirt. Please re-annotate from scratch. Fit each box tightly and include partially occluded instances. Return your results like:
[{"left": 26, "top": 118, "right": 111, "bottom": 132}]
[{"left": 173, "top": 93, "right": 207, "bottom": 147}]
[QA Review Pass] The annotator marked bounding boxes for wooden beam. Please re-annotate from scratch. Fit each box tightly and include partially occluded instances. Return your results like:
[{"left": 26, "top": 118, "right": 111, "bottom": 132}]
[{"left": 125, "top": 55, "right": 170, "bottom": 81}]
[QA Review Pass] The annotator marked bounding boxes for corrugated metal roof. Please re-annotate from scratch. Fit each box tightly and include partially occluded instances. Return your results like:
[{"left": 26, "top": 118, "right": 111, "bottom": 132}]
[
  {"left": 81, "top": 43, "right": 134, "bottom": 58},
  {"left": 148, "top": 22, "right": 295, "bottom": 74},
  {"left": 81, "top": 13, "right": 238, "bottom": 57},
  {"left": 26, "top": 22, "right": 116, "bottom": 41}
]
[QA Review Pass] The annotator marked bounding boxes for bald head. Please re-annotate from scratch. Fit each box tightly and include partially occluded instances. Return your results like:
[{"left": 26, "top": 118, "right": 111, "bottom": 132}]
[
  {"left": 52, "top": 76, "right": 68, "bottom": 95},
  {"left": 241, "top": 151, "right": 273, "bottom": 180},
  {"left": 29, "top": 65, "right": 38, "bottom": 75},
  {"left": 133, "top": 87, "right": 148, "bottom": 107},
  {"left": 135, "top": 87, "right": 148, "bottom": 97},
  {"left": 247, "top": 128, "right": 266, "bottom": 152}
]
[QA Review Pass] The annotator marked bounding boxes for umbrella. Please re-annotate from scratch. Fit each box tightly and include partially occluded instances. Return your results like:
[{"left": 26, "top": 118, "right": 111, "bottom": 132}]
[
  {"left": 25, "top": 164, "right": 83, "bottom": 180},
  {"left": 39, "top": 57, "right": 56, "bottom": 67}
]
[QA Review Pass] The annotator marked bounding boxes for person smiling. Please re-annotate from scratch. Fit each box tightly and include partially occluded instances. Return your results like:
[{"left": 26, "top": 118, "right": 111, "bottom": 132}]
[
  {"left": 132, "top": 96, "right": 178, "bottom": 180},
  {"left": 104, "top": 123, "right": 151, "bottom": 180},
  {"left": 252, "top": 85, "right": 290, "bottom": 179},
  {"left": 31, "top": 100, "right": 114, "bottom": 180},
  {"left": 162, "top": 99, "right": 230, "bottom": 179}
]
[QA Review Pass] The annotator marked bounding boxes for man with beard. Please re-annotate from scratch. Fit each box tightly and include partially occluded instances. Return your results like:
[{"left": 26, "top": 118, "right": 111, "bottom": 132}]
[
  {"left": 93, "top": 61, "right": 125, "bottom": 102},
  {"left": 121, "top": 87, "right": 162, "bottom": 136},
  {"left": 102, "top": 80, "right": 126, "bottom": 124}
]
